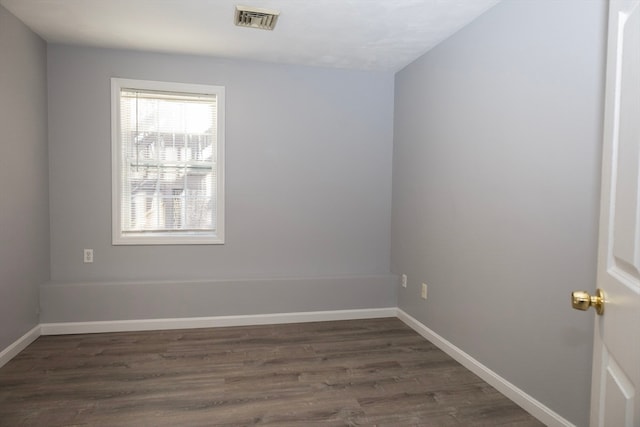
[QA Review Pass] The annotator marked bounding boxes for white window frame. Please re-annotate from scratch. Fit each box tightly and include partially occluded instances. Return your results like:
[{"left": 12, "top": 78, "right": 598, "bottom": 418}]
[{"left": 111, "top": 78, "right": 225, "bottom": 245}]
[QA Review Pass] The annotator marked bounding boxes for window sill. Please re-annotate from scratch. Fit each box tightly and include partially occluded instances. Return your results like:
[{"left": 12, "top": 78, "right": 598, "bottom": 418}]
[{"left": 112, "top": 232, "right": 224, "bottom": 245}]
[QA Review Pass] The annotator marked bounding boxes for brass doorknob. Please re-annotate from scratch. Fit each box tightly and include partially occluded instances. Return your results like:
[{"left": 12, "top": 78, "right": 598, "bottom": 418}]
[{"left": 571, "top": 289, "right": 604, "bottom": 315}]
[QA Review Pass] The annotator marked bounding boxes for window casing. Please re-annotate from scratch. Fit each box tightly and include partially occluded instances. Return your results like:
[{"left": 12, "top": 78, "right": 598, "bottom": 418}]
[{"left": 111, "top": 78, "right": 225, "bottom": 245}]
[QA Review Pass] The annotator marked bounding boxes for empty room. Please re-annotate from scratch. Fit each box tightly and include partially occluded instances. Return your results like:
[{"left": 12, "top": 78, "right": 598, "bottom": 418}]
[{"left": 1, "top": 0, "right": 637, "bottom": 426}]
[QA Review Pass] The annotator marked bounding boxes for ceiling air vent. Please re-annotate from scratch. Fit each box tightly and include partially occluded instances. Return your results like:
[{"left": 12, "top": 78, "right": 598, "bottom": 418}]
[{"left": 235, "top": 5, "right": 280, "bottom": 31}]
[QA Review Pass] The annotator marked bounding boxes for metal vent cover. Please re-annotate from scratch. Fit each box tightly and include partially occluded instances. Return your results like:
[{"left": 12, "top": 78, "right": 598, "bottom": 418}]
[{"left": 235, "top": 5, "right": 280, "bottom": 30}]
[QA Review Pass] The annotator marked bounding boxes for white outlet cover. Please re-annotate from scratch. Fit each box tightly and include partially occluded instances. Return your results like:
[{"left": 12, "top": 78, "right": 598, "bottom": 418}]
[
  {"left": 421, "top": 283, "right": 428, "bottom": 299},
  {"left": 401, "top": 274, "right": 407, "bottom": 288}
]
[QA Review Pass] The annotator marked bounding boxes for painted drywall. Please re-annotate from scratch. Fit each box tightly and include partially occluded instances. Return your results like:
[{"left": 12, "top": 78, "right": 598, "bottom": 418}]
[
  {"left": 44, "top": 46, "right": 395, "bottom": 321},
  {"left": 391, "top": 1, "right": 605, "bottom": 425},
  {"left": 40, "top": 276, "right": 394, "bottom": 322},
  {"left": 0, "top": 6, "right": 49, "bottom": 349}
]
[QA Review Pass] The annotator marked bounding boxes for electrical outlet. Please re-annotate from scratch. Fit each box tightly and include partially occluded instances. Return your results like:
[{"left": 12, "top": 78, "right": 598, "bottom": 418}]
[
  {"left": 401, "top": 274, "right": 407, "bottom": 288},
  {"left": 83, "top": 249, "right": 94, "bottom": 263},
  {"left": 421, "top": 283, "right": 428, "bottom": 300}
]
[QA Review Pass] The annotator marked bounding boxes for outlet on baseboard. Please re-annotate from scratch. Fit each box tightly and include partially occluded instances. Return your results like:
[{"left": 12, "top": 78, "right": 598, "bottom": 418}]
[
  {"left": 421, "top": 283, "right": 428, "bottom": 300},
  {"left": 401, "top": 274, "right": 407, "bottom": 288}
]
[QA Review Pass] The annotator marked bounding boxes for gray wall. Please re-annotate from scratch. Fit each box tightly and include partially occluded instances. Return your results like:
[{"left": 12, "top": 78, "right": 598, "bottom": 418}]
[
  {"left": 0, "top": 6, "right": 49, "bottom": 349},
  {"left": 44, "top": 46, "right": 396, "bottom": 321},
  {"left": 391, "top": 1, "right": 605, "bottom": 426}
]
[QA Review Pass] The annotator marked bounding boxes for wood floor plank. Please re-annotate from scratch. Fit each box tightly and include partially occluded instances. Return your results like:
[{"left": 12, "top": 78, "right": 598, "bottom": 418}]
[{"left": 0, "top": 318, "right": 544, "bottom": 426}]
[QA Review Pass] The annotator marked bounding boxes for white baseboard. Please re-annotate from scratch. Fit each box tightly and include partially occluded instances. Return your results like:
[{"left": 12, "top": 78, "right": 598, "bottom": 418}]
[
  {"left": 0, "top": 325, "right": 41, "bottom": 368},
  {"left": 40, "top": 307, "right": 397, "bottom": 335},
  {"left": 396, "top": 309, "right": 574, "bottom": 427}
]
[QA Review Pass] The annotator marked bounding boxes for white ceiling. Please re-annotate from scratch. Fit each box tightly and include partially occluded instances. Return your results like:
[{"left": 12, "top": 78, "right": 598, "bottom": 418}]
[{"left": 0, "top": 0, "right": 501, "bottom": 71}]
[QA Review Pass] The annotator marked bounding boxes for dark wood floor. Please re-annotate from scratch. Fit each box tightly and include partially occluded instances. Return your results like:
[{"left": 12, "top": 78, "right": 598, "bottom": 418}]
[{"left": 0, "top": 318, "right": 544, "bottom": 426}]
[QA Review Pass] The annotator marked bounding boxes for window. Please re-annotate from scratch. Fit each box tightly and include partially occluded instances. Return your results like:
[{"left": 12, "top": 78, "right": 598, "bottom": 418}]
[{"left": 111, "top": 78, "right": 225, "bottom": 245}]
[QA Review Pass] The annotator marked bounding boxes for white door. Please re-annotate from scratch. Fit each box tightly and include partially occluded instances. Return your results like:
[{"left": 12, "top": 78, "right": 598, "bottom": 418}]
[{"left": 589, "top": 0, "right": 640, "bottom": 425}]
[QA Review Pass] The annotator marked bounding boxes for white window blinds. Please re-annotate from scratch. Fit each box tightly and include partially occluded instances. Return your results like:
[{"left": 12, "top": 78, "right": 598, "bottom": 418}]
[{"left": 112, "top": 79, "right": 225, "bottom": 245}]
